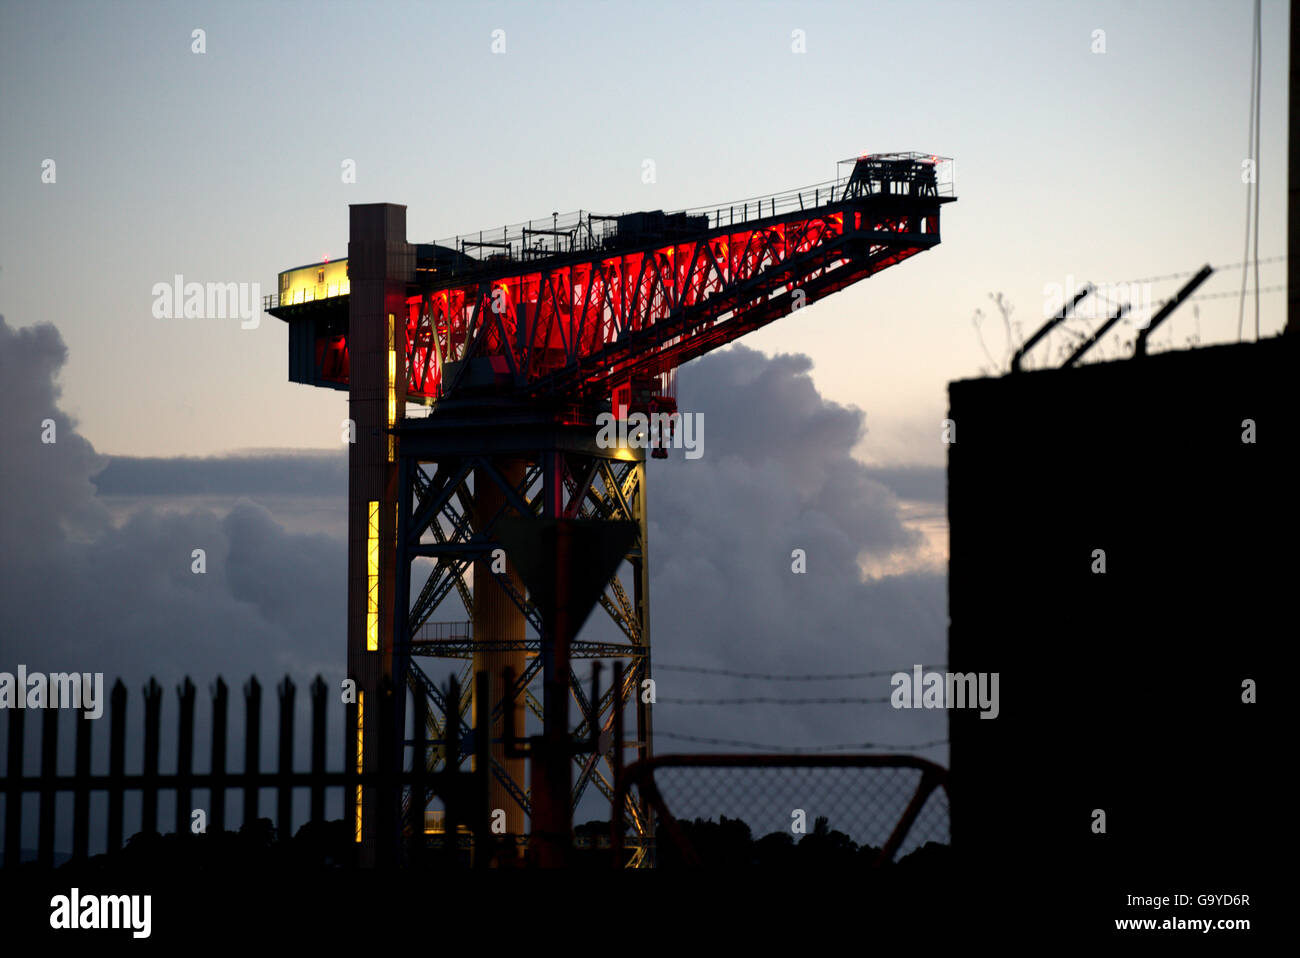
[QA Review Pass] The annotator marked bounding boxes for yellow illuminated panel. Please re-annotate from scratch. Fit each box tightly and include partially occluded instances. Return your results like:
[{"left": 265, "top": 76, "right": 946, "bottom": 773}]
[
  {"left": 366, "top": 500, "right": 379, "bottom": 651},
  {"left": 276, "top": 258, "right": 350, "bottom": 306},
  {"left": 387, "top": 314, "right": 397, "bottom": 462},
  {"left": 354, "top": 691, "right": 364, "bottom": 843}
]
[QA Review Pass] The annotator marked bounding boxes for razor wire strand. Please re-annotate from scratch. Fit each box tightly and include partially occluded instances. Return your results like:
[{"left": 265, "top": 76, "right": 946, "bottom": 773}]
[
  {"left": 653, "top": 663, "right": 947, "bottom": 682},
  {"left": 658, "top": 695, "right": 895, "bottom": 705},
  {"left": 1109, "top": 255, "right": 1283, "bottom": 288},
  {"left": 653, "top": 731, "right": 949, "bottom": 753}
]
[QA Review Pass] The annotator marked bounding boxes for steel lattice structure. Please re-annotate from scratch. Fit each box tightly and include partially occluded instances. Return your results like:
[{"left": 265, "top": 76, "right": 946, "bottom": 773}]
[
  {"left": 267, "top": 153, "right": 955, "bottom": 867},
  {"left": 392, "top": 416, "right": 654, "bottom": 864}
]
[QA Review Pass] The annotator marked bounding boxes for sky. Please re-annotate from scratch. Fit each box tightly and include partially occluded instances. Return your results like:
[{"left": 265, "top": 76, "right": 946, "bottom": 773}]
[
  {"left": 0, "top": 0, "right": 1288, "bottom": 460},
  {"left": 0, "top": 0, "right": 1290, "bottom": 850}
]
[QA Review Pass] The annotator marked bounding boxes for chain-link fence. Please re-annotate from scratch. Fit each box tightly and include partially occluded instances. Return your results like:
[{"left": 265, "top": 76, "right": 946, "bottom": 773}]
[{"left": 613, "top": 755, "right": 949, "bottom": 869}]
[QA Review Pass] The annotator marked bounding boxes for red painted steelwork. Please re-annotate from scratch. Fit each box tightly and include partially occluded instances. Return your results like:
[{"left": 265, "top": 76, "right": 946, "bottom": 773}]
[{"left": 316, "top": 196, "right": 943, "bottom": 405}]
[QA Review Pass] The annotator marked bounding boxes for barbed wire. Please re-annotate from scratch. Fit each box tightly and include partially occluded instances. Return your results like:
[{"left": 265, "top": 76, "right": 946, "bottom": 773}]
[
  {"left": 653, "top": 663, "right": 946, "bottom": 682},
  {"left": 974, "top": 260, "right": 1285, "bottom": 371},
  {"left": 655, "top": 731, "right": 949, "bottom": 753},
  {"left": 659, "top": 695, "right": 895, "bottom": 705},
  {"left": 1090, "top": 284, "right": 1285, "bottom": 315},
  {"left": 1045, "top": 285, "right": 1283, "bottom": 366},
  {"left": 1108, "top": 255, "right": 1284, "bottom": 287},
  {"left": 1181, "top": 283, "right": 1285, "bottom": 303}
]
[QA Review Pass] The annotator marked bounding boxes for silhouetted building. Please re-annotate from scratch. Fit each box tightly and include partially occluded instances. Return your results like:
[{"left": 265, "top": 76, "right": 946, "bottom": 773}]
[{"left": 947, "top": 335, "right": 1290, "bottom": 899}]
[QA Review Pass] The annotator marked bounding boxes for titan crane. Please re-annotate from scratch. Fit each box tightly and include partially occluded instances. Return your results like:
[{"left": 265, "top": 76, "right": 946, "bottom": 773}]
[{"left": 266, "top": 152, "right": 955, "bottom": 867}]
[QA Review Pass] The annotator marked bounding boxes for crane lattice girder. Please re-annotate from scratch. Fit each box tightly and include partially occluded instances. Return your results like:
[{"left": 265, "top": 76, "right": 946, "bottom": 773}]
[
  {"left": 287, "top": 184, "right": 950, "bottom": 405},
  {"left": 415, "top": 197, "right": 944, "bottom": 403}
]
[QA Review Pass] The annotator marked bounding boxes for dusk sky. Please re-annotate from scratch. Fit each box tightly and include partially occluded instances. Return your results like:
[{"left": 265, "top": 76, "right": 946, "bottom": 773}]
[
  {"left": 1, "top": 0, "right": 1287, "bottom": 459},
  {"left": 0, "top": 0, "right": 1289, "bottom": 784}
]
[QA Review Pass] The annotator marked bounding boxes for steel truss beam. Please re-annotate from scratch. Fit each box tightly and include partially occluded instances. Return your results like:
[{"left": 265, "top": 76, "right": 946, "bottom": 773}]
[
  {"left": 409, "top": 196, "right": 945, "bottom": 403},
  {"left": 300, "top": 189, "right": 949, "bottom": 405}
]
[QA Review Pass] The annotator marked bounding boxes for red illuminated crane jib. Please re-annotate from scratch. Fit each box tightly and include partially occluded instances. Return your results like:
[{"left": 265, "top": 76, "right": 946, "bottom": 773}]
[{"left": 299, "top": 154, "right": 953, "bottom": 407}]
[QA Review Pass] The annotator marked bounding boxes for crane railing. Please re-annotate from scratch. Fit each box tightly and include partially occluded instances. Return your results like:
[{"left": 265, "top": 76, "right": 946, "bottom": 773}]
[
  {"left": 419, "top": 155, "right": 954, "bottom": 282},
  {"left": 263, "top": 280, "right": 351, "bottom": 312}
]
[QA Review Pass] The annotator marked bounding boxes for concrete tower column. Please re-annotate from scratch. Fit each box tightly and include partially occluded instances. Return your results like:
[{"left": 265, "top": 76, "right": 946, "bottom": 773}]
[{"left": 346, "top": 204, "right": 412, "bottom": 864}]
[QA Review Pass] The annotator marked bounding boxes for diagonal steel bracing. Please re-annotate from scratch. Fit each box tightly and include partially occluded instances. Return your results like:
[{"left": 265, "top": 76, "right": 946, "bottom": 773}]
[{"left": 394, "top": 418, "right": 654, "bottom": 860}]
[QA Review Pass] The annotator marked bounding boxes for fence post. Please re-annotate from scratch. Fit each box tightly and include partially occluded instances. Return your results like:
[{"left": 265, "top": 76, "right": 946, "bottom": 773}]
[
  {"left": 73, "top": 705, "right": 92, "bottom": 860},
  {"left": 376, "top": 676, "right": 397, "bottom": 868},
  {"left": 409, "top": 679, "right": 427, "bottom": 867},
  {"left": 211, "top": 678, "right": 228, "bottom": 834},
  {"left": 345, "top": 689, "right": 358, "bottom": 848},
  {"left": 444, "top": 674, "right": 461, "bottom": 857},
  {"left": 310, "top": 676, "right": 327, "bottom": 824},
  {"left": 611, "top": 662, "right": 624, "bottom": 865},
  {"left": 474, "top": 670, "right": 490, "bottom": 869},
  {"left": 243, "top": 677, "right": 261, "bottom": 830},
  {"left": 176, "top": 677, "right": 195, "bottom": 837},
  {"left": 107, "top": 679, "right": 127, "bottom": 854},
  {"left": 277, "top": 676, "right": 295, "bottom": 844},
  {"left": 37, "top": 705, "right": 57, "bottom": 868},
  {"left": 141, "top": 678, "right": 161, "bottom": 837},
  {"left": 3, "top": 706, "right": 22, "bottom": 869}
]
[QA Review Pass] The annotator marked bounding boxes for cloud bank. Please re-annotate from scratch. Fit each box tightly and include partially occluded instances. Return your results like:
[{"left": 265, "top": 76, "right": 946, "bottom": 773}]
[{"left": 0, "top": 320, "right": 945, "bottom": 762}]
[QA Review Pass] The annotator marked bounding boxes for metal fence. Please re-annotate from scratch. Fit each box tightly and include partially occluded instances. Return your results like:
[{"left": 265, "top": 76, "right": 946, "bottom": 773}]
[
  {"left": 422, "top": 153, "right": 956, "bottom": 268},
  {"left": 0, "top": 672, "right": 492, "bottom": 870},
  {"left": 613, "top": 754, "right": 949, "bottom": 869},
  {"left": 2, "top": 669, "right": 951, "bottom": 872}
]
